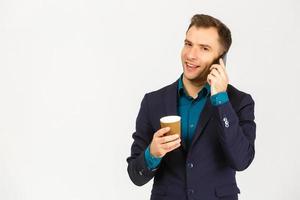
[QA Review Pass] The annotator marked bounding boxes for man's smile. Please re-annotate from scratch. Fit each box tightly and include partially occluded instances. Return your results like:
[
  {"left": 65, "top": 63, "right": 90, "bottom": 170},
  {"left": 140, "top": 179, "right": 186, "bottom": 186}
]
[{"left": 185, "top": 62, "right": 200, "bottom": 70}]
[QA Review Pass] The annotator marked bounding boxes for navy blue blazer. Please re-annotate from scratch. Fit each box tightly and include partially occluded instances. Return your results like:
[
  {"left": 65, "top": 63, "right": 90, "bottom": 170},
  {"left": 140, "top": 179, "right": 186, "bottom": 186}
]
[{"left": 127, "top": 79, "right": 256, "bottom": 200}]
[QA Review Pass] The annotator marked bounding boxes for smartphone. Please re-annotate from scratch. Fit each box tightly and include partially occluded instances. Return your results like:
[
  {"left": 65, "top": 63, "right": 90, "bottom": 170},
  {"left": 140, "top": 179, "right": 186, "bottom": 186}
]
[{"left": 212, "top": 53, "right": 227, "bottom": 66}]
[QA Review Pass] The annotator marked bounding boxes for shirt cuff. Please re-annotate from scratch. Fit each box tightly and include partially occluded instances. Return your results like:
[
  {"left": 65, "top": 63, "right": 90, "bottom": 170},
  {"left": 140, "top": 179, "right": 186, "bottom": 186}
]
[
  {"left": 210, "top": 92, "right": 229, "bottom": 106},
  {"left": 144, "top": 146, "right": 162, "bottom": 170}
]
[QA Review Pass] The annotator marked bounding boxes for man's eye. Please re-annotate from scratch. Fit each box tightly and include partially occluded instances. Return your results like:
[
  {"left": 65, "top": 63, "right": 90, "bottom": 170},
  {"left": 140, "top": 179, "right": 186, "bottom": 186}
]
[
  {"left": 184, "top": 42, "right": 192, "bottom": 46},
  {"left": 203, "top": 47, "right": 209, "bottom": 51}
]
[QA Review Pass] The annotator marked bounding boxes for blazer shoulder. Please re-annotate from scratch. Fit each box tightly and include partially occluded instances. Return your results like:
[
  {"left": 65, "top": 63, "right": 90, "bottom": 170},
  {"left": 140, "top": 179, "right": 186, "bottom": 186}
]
[
  {"left": 227, "top": 84, "right": 255, "bottom": 105},
  {"left": 145, "top": 80, "right": 178, "bottom": 99}
]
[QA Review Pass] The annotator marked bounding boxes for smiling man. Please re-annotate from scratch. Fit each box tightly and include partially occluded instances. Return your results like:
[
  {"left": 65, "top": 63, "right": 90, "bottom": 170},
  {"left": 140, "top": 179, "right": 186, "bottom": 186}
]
[{"left": 127, "top": 14, "right": 256, "bottom": 200}]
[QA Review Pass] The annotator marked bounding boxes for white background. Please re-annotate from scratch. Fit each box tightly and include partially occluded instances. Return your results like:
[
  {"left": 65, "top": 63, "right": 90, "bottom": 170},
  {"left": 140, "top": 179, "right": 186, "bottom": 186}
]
[{"left": 0, "top": 0, "right": 299, "bottom": 199}]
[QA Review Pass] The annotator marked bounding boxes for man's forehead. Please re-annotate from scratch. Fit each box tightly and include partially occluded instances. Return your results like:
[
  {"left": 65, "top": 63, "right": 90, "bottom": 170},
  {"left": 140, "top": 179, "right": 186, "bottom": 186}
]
[{"left": 185, "top": 26, "right": 220, "bottom": 46}]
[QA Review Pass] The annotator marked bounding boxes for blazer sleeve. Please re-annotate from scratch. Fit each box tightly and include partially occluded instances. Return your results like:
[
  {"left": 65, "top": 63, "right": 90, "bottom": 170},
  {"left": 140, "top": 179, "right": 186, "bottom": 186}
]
[
  {"left": 126, "top": 94, "right": 158, "bottom": 186},
  {"left": 212, "top": 93, "right": 256, "bottom": 171}
]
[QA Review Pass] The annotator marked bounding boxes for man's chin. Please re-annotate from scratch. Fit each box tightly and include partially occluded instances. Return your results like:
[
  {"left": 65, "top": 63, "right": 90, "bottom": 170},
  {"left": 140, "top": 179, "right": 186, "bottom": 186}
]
[{"left": 183, "top": 73, "right": 207, "bottom": 84}]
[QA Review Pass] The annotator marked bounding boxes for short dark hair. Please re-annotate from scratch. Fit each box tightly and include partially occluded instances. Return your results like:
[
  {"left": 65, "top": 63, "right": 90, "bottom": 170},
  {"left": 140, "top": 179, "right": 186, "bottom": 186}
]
[{"left": 187, "top": 14, "right": 232, "bottom": 53}]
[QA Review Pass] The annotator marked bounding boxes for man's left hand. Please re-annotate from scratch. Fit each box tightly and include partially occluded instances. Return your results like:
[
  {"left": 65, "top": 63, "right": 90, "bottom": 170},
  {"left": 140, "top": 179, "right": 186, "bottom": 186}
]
[{"left": 207, "top": 58, "right": 229, "bottom": 96}]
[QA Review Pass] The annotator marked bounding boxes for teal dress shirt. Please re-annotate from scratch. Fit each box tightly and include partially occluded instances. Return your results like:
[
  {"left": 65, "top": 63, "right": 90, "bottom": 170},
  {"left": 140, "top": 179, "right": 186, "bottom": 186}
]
[{"left": 144, "top": 75, "right": 229, "bottom": 170}]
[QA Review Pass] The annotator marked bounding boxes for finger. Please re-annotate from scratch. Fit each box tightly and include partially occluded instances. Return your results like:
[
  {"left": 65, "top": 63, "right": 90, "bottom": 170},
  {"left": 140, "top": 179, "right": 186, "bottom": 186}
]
[
  {"left": 158, "top": 134, "right": 180, "bottom": 144},
  {"left": 217, "top": 64, "right": 228, "bottom": 81},
  {"left": 209, "top": 63, "right": 219, "bottom": 71},
  {"left": 165, "top": 141, "right": 181, "bottom": 153},
  {"left": 210, "top": 65, "right": 227, "bottom": 80},
  {"left": 220, "top": 58, "right": 226, "bottom": 68},
  {"left": 210, "top": 69, "right": 220, "bottom": 78},
  {"left": 170, "top": 142, "right": 181, "bottom": 151},
  {"left": 216, "top": 60, "right": 227, "bottom": 74},
  {"left": 207, "top": 74, "right": 216, "bottom": 85},
  {"left": 155, "top": 127, "right": 170, "bottom": 137},
  {"left": 161, "top": 138, "right": 181, "bottom": 150},
  {"left": 219, "top": 62, "right": 229, "bottom": 80},
  {"left": 210, "top": 64, "right": 222, "bottom": 74}
]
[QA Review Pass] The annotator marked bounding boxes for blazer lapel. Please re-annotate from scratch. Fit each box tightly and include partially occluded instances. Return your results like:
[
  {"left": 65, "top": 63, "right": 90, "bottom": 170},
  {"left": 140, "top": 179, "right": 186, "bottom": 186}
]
[
  {"left": 190, "top": 98, "right": 213, "bottom": 148},
  {"left": 164, "top": 79, "right": 188, "bottom": 152},
  {"left": 164, "top": 80, "right": 178, "bottom": 116}
]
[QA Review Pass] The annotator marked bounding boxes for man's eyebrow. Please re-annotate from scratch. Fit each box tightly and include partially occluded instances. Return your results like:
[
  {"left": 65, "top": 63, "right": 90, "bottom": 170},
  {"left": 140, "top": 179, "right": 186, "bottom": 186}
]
[
  {"left": 199, "top": 44, "right": 212, "bottom": 49},
  {"left": 184, "top": 39, "right": 212, "bottom": 49}
]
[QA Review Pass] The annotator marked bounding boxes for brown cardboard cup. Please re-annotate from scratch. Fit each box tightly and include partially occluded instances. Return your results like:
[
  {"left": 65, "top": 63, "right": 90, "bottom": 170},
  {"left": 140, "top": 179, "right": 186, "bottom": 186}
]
[{"left": 160, "top": 115, "right": 181, "bottom": 136}]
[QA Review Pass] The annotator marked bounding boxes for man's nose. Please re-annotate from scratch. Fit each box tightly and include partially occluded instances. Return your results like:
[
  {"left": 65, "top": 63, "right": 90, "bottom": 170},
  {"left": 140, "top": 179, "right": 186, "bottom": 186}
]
[{"left": 187, "top": 47, "right": 198, "bottom": 60}]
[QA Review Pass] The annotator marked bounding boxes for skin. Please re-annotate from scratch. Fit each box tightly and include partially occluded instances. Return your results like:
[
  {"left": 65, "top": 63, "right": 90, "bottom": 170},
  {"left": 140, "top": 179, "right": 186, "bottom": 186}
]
[{"left": 150, "top": 26, "right": 229, "bottom": 158}]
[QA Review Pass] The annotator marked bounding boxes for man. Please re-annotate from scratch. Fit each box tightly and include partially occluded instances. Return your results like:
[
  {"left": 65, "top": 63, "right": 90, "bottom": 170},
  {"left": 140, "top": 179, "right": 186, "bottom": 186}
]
[{"left": 126, "top": 14, "right": 256, "bottom": 200}]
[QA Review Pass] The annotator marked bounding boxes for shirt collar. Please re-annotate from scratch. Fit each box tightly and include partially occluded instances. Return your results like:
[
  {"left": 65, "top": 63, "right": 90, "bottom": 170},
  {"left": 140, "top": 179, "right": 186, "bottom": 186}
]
[{"left": 178, "top": 74, "right": 211, "bottom": 98}]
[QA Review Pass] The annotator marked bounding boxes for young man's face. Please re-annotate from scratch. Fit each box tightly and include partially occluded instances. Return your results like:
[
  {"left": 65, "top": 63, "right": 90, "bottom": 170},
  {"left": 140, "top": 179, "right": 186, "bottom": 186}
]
[{"left": 181, "top": 26, "right": 223, "bottom": 83}]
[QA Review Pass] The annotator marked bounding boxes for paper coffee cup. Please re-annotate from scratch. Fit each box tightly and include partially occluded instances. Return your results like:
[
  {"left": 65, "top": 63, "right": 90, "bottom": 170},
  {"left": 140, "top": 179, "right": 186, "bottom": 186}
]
[{"left": 160, "top": 115, "right": 181, "bottom": 136}]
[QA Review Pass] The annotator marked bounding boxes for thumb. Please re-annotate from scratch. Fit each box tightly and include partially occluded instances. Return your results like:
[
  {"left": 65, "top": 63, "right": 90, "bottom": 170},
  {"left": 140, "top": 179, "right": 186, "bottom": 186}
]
[
  {"left": 155, "top": 127, "right": 170, "bottom": 137},
  {"left": 207, "top": 76, "right": 212, "bottom": 85}
]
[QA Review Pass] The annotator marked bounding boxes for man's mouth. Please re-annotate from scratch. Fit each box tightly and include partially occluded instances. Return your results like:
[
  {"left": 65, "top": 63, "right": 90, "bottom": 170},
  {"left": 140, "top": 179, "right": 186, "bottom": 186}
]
[{"left": 186, "top": 62, "right": 199, "bottom": 69}]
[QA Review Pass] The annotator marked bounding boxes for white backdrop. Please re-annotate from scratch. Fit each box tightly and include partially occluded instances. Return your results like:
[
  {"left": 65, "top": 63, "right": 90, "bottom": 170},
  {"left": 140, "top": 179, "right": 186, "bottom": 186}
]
[{"left": 0, "top": 0, "right": 299, "bottom": 199}]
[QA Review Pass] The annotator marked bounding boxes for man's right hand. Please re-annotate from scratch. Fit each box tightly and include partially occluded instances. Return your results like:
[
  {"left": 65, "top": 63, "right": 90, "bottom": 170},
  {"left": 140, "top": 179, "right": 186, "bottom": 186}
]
[{"left": 149, "top": 127, "right": 181, "bottom": 158}]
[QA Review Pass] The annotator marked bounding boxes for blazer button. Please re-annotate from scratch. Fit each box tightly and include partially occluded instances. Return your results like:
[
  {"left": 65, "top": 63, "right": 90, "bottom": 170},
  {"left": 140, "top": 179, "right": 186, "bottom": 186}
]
[
  {"left": 187, "top": 189, "right": 194, "bottom": 195},
  {"left": 187, "top": 163, "right": 194, "bottom": 168},
  {"left": 223, "top": 117, "right": 230, "bottom": 128}
]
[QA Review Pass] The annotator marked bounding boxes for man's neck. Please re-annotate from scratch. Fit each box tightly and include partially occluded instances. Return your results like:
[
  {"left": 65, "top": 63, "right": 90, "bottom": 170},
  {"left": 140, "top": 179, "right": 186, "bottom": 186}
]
[{"left": 182, "top": 76, "right": 206, "bottom": 99}]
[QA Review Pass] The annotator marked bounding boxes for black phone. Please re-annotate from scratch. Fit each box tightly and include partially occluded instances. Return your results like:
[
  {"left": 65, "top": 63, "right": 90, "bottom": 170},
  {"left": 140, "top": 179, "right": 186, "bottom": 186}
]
[{"left": 212, "top": 53, "right": 227, "bottom": 66}]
